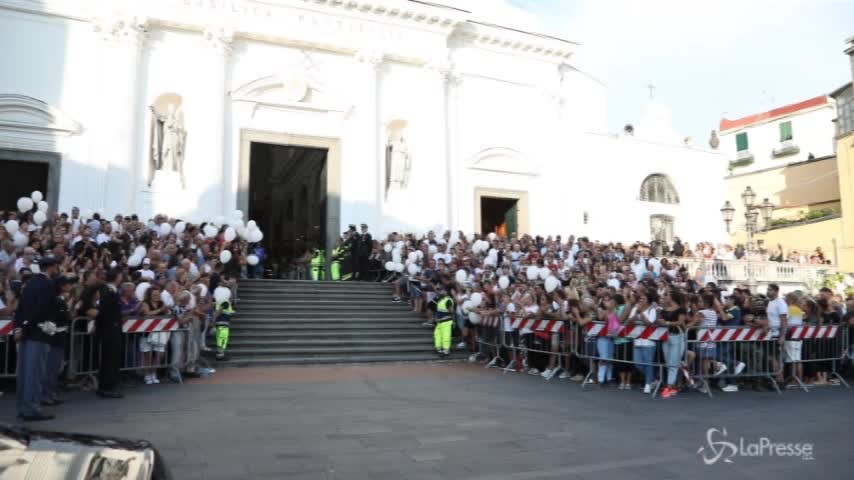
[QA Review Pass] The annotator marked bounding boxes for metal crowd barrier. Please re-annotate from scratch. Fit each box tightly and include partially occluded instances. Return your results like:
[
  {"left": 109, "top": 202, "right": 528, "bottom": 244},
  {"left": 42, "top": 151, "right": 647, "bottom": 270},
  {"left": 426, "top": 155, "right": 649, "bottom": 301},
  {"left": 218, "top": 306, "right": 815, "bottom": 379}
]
[
  {"left": 685, "top": 326, "right": 782, "bottom": 397},
  {"left": 0, "top": 318, "right": 15, "bottom": 379},
  {"left": 472, "top": 315, "right": 503, "bottom": 367},
  {"left": 573, "top": 321, "right": 670, "bottom": 397},
  {"left": 500, "top": 316, "right": 568, "bottom": 377},
  {"left": 67, "top": 316, "right": 192, "bottom": 390},
  {"left": 784, "top": 325, "right": 850, "bottom": 391}
]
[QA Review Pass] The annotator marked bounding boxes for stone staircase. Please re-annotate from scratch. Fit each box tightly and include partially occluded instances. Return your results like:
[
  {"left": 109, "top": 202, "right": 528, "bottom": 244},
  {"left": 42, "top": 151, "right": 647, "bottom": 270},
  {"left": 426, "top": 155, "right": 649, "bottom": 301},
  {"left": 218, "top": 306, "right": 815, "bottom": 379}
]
[{"left": 220, "top": 279, "right": 444, "bottom": 366}]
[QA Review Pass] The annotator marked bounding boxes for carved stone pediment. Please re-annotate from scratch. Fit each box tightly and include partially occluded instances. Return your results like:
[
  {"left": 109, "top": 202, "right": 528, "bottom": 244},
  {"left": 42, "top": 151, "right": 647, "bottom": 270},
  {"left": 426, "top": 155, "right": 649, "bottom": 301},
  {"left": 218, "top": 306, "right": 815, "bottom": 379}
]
[
  {"left": 467, "top": 147, "right": 539, "bottom": 176},
  {"left": 0, "top": 94, "right": 82, "bottom": 151}
]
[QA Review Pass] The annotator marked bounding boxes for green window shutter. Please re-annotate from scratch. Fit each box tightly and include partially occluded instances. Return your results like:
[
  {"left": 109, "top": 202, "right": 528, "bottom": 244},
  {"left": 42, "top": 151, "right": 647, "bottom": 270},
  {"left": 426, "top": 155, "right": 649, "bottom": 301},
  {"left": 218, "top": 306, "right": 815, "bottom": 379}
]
[
  {"left": 779, "top": 121, "right": 793, "bottom": 141},
  {"left": 736, "top": 132, "right": 749, "bottom": 151}
]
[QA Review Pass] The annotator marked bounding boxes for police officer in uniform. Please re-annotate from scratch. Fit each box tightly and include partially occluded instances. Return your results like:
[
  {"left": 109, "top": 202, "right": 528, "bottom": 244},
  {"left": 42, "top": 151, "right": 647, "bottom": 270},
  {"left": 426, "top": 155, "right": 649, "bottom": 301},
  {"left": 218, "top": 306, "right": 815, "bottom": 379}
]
[
  {"left": 344, "top": 224, "right": 359, "bottom": 281},
  {"left": 96, "top": 269, "right": 124, "bottom": 399},
  {"left": 358, "top": 223, "right": 373, "bottom": 281},
  {"left": 14, "top": 256, "right": 60, "bottom": 421}
]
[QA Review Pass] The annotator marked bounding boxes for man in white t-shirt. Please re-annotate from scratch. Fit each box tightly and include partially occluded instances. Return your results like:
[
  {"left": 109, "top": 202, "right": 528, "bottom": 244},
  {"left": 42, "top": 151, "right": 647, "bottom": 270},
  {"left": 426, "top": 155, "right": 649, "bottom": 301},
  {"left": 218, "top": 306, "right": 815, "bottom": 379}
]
[
  {"left": 763, "top": 283, "right": 787, "bottom": 383},
  {"left": 139, "top": 258, "right": 156, "bottom": 281}
]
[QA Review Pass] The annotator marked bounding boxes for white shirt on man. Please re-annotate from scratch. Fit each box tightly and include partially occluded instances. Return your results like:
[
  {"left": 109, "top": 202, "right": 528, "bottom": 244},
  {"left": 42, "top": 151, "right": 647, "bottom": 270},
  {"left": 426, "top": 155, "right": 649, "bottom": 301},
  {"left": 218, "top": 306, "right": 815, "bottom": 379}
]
[{"left": 766, "top": 297, "right": 787, "bottom": 338}]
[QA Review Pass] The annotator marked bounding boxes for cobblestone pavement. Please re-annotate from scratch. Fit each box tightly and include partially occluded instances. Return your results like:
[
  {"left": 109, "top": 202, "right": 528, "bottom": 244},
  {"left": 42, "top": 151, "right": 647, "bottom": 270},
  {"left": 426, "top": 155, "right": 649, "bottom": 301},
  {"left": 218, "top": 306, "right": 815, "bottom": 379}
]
[{"left": 1, "top": 363, "right": 851, "bottom": 479}]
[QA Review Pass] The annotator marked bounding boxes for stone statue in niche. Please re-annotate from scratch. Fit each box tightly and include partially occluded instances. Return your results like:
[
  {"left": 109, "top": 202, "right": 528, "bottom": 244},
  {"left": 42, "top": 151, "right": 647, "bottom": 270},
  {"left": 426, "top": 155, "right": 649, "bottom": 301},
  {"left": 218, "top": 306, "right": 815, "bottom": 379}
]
[
  {"left": 385, "top": 130, "right": 411, "bottom": 198},
  {"left": 148, "top": 103, "right": 186, "bottom": 188}
]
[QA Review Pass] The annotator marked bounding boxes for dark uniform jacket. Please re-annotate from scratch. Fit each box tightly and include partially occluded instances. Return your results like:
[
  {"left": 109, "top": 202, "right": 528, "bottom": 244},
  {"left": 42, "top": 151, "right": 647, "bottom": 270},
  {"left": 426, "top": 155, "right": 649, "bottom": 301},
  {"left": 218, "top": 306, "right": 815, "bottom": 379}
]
[
  {"left": 13, "top": 273, "right": 57, "bottom": 344},
  {"left": 95, "top": 285, "right": 123, "bottom": 335}
]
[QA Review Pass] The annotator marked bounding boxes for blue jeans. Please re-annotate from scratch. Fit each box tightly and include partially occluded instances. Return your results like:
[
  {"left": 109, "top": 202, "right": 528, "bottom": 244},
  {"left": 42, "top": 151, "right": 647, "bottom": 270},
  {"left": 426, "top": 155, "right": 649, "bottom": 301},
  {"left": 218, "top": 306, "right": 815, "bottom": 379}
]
[
  {"left": 17, "top": 340, "right": 50, "bottom": 417},
  {"left": 662, "top": 334, "right": 685, "bottom": 386},
  {"left": 41, "top": 345, "right": 65, "bottom": 402},
  {"left": 596, "top": 337, "right": 614, "bottom": 383},
  {"left": 634, "top": 345, "right": 656, "bottom": 385}
]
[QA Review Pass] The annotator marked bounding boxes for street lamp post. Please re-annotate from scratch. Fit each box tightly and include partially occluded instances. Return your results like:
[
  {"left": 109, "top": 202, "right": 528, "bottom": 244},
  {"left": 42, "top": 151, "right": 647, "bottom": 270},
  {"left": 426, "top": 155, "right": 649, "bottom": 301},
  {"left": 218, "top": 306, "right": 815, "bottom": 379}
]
[{"left": 721, "top": 186, "right": 775, "bottom": 291}]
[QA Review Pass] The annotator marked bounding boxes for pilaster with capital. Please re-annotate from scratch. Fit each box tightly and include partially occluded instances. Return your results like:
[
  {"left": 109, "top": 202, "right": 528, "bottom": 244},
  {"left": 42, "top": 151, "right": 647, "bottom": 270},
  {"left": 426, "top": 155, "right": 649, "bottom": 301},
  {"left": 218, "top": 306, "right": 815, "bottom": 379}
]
[
  {"left": 424, "top": 57, "right": 453, "bottom": 227},
  {"left": 91, "top": 15, "right": 148, "bottom": 213},
  {"left": 353, "top": 49, "right": 384, "bottom": 230}
]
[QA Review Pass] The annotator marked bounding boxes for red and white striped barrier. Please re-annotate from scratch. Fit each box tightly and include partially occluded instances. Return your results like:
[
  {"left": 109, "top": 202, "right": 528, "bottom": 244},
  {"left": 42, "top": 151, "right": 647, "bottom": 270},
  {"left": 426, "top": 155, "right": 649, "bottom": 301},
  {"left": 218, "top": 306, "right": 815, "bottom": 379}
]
[
  {"left": 122, "top": 317, "right": 179, "bottom": 334},
  {"left": 480, "top": 315, "right": 501, "bottom": 328},
  {"left": 698, "top": 328, "right": 773, "bottom": 342},
  {"left": 787, "top": 325, "right": 839, "bottom": 340},
  {"left": 509, "top": 316, "right": 565, "bottom": 333},
  {"left": 0, "top": 319, "right": 13, "bottom": 336},
  {"left": 584, "top": 323, "right": 669, "bottom": 341}
]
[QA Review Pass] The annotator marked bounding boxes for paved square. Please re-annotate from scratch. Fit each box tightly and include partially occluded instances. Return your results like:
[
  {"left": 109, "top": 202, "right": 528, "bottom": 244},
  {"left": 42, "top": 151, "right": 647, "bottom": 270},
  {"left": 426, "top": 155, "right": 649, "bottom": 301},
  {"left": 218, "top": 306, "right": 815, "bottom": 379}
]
[{"left": 2, "top": 363, "right": 850, "bottom": 479}]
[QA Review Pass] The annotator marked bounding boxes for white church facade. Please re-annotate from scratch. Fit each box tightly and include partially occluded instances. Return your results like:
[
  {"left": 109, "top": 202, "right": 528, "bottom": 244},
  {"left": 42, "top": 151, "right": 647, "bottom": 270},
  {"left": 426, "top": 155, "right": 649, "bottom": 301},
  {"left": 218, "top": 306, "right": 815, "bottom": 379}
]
[{"left": 0, "top": 0, "right": 728, "bottom": 258}]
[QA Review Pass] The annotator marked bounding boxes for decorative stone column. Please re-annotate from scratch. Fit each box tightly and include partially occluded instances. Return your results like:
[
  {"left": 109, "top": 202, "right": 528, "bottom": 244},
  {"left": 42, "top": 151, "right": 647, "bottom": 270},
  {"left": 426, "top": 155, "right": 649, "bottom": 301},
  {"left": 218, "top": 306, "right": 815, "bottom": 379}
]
[
  {"left": 444, "top": 70, "right": 463, "bottom": 230},
  {"left": 200, "top": 25, "right": 234, "bottom": 218},
  {"left": 354, "top": 49, "right": 383, "bottom": 231},
  {"left": 425, "top": 58, "right": 452, "bottom": 228},
  {"left": 91, "top": 15, "right": 147, "bottom": 215}
]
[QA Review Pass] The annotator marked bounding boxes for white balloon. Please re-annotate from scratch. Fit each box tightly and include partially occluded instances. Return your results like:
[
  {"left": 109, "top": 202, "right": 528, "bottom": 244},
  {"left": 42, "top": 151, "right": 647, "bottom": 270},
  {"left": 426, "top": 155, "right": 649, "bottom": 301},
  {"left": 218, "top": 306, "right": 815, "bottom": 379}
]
[
  {"left": 462, "top": 300, "right": 474, "bottom": 313},
  {"left": 13, "top": 231, "right": 28, "bottom": 248},
  {"left": 237, "top": 226, "right": 248, "bottom": 239},
  {"left": 214, "top": 215, "right": 226, "bottom": 226},
  {"left": 159, "top": 223, "right": 173, "bottom": 236},
  {"left": 247, "top": 220, "right": 257, "bottom": 230},
  {"left": 224, "top": 227, "right": 236, "bottom": 242},
  {"left": 471, "top": 242, "right": 482, "bottom": 255},
  {"left": 233, "top": 210, "right": 244, "bottom": 220},
  {"left": 455, "top": 269, "right": 468, "bottom": 285},
  {"left": 539, "top": 267, "right": 551, "bottom": 280},
  {"left": 175, "top": 221, "right": 187, "bottom": 234},
  {"left": 526, "top": 267, "right": 539, "bottom": 281},
  {"left": 250, "top": 229, "right": 263, "bottom": 243},
  {"left": 37, "top": 201, "right": 48, "bottom": 212},
  {"left": 30, "top": 191, "right": 43, "bottom": 203},
  {"left": 17, "top": 197, "right": 34, "bottom": 213},
  {"left": 487, "top": 232, "right": 497, "bottom": 241},
  {"left": 134, "top": 246, "right": 147, "bottom": 257},
  {"left": 545, "top": 276, "right": 560, "bottom": 293},
  {"left": 499, "top": 276, "right": 510, "bottom": 290},
  {"left": 214, "top": 286, "right": 231, "bottom": 304},
  {"left": 395, "top": 241, "right": 404, "bottom": 249},
  {"left": 392, "top": 253, "right": 402, "bottom": 264},
  {"left": 489, "top": 248, "right": 497, "bottom": 257},
  {"left": 135, "top": 282, "right": 150, "bottom": 302},
  {"left": 469, "top": 312, "right": 482, "bottom": 325},
  {"left": 4, "top": 220, "right": 19, "bottom": 234},
  {"left": 470, "top": 292, "right": 483, "bottom": 307},
  {"left": 408, "top": 251, "right": 418, "bottom": 262},
  {"left": 204, "top": 225, "right": 218, "bottom": 238},
  {"left": 220, "top": 250, "right": 232, "bottom": 263},
  {"left": 196, "top": 284, "right": 208, "bottom": 298},
  {"left": 33, "top": 211, "right": 46, "bottom": 225},
  {"left": 385, "top": 261, "right": 395, "bottom": 271},
  {"left": 407, "top": 263, "right": 420, "bottom": 275},
  {"left": 394, "top": 263, "right": 405, "bottom": 273},
  {"left": 383, "top": 243, "right": 392, "bottom": 253},
  {"left": 428, "top": 245, "right": 438, "bottom": 254},
  {"left": 128, "top": 254, "right": 142, "bottom": 267},
  {"left": 247, "top": 254, "right": 259, "bottom": 266},
  {"left": 415, "top": 250, "right": 424, "bottom": 260}
]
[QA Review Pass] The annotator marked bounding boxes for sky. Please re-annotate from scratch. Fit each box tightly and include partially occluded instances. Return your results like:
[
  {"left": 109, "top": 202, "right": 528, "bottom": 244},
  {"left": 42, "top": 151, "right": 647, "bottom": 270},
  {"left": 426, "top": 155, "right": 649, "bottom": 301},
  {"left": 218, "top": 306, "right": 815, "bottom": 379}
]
[{"left": 459, "top": 0, "right": 854, "bottom": 143}]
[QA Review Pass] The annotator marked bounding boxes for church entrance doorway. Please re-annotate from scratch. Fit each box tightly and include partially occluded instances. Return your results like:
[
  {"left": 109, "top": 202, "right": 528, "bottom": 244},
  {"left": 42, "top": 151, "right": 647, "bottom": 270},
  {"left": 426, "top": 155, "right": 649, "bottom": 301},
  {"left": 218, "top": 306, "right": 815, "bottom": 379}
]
[
  {"left": 480, "top": 197, "right": 518, "bottom": 238},
  {"left": 247, "top": 142, "right": 328, "bottom": 279},
  {"left": 0, "top": 149, "right": 60, "bottom": 212}
]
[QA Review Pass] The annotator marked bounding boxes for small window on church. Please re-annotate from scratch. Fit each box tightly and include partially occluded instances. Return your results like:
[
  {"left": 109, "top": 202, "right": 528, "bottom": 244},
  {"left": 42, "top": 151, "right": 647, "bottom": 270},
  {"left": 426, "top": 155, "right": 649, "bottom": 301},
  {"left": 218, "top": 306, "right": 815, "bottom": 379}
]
[
  {"left": 779, "top": 121, "right": 793, "bottom": 142},
  {"left": 639, "top": 174, "right": 680, "bottom": 204}
]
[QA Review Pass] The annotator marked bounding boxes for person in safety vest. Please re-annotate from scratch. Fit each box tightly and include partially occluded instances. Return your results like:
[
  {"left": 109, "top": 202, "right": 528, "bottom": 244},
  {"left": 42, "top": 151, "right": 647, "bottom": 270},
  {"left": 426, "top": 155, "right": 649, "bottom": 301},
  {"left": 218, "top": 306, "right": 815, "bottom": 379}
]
[
  {"left": 310, "top": 248, "right": 326, "bottom": 281},
  {"left": 213, "top": 300, "right": 234, "bottom": 361},
  {"left": 434, "top": 288, "right": 455, "bottom": 357},
  {"left": 330, "top": 238, "right": 346, "bottom": 281}
]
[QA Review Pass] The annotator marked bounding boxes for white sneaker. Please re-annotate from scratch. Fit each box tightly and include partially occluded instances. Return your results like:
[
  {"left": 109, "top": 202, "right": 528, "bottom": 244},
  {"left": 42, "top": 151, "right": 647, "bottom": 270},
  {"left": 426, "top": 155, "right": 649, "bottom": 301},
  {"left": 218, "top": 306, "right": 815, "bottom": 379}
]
[
  {"left": 643, "top": 384, "right": 652, "bottom": 394},
  {"left": 144, "top": 375, "right": 153, "bottom": 385},
  {"left": 714, "top": 363, "right": 728, "bottom": 376},
  {"left": 486, "top": 357, "right": 499, "bottom": 368},
  {"left": 541, "top": 369, "right": 553, "bottom": 379},
  {"left": 152, "top": 376, "right": 160, "bottom": 384},
  {"left": 559, "top": 371, "right": 571, "bottom": 379},
  {"left": 721, "top": 384, "right": 739, "bottom": 392},
  {"left": 456, "top": 342, "right": 466, "bottom": 349},
  {"left": 734, "top": 362, "right": 746, "bottom": 375},
  {"left": 528, "top": 368, "right": 541, "bottom": 376}
]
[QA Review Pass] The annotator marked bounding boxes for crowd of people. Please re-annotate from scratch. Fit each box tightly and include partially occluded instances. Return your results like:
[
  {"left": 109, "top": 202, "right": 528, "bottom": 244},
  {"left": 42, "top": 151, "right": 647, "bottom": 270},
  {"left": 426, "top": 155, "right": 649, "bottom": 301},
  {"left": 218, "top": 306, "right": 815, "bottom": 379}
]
[
  {"left": 377, "top": 231, "right": 854, "bottom": 397},
  {"left": 1, "top": 200, "right": 258, "bottom": 422}
]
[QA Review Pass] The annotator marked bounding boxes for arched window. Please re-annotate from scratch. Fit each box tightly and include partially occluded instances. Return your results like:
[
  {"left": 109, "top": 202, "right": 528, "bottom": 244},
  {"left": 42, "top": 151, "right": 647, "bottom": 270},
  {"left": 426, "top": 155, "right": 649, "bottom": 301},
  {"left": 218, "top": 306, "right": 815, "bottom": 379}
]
[{"left": 639, "top": 174, "right": 680, "bottom": 204}]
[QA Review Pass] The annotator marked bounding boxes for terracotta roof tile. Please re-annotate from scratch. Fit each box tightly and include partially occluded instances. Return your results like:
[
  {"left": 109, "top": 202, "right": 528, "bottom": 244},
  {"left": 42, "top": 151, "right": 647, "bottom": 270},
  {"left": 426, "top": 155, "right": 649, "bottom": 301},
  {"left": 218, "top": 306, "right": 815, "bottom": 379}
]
[{"left": 719, "top": 95, "right": 829, "bottom": 132}]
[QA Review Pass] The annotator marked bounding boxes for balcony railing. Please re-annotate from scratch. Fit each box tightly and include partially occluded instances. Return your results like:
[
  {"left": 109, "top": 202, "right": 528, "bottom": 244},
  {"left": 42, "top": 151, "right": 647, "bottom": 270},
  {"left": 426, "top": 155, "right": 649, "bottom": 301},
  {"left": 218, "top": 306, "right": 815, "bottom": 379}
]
[{"left": 673, "top": 258, "right": 837, "bottom": 287}]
